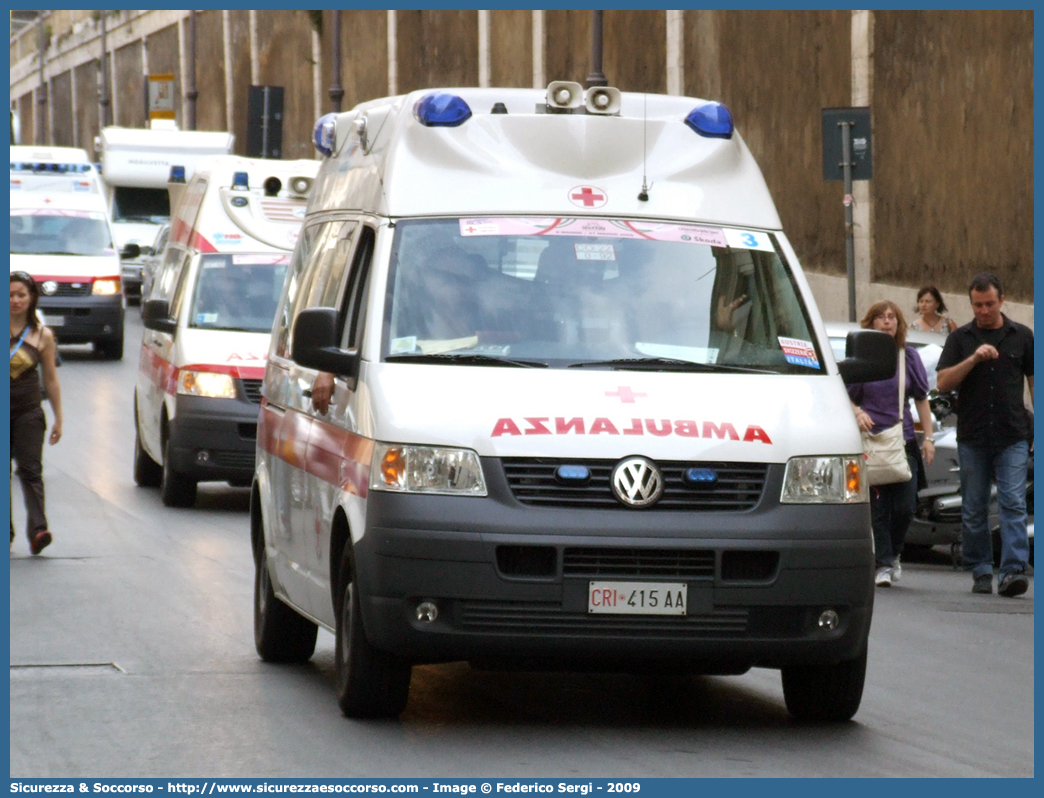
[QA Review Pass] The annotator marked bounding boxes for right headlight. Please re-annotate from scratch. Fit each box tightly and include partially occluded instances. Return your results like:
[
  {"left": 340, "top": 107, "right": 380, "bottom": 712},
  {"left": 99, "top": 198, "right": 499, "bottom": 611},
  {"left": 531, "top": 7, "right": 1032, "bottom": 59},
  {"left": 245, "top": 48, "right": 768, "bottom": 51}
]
[
  {"left": 369, "top": 443, "right": 487, "bottom": 496},
  {"left": 781, "top": 456, "right": 867, "bottom": 504}
]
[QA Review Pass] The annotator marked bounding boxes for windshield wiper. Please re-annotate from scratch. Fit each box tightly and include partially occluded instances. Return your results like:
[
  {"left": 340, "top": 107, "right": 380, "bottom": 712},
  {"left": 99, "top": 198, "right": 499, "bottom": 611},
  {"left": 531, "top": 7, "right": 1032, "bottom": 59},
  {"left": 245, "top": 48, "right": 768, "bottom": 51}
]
[
  {"left": 385, "top": 352, "right": 548, "bottom": 368},
  {"left": 566, "top": 357, "right": 775, "bottom": 374}
]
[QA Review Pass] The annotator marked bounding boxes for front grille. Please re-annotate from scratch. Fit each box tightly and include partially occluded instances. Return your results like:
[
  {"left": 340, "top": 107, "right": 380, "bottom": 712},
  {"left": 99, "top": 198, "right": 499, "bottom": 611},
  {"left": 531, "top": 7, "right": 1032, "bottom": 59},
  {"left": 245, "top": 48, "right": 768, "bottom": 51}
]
[
  {"left": 38, "top": 304, "right": 91, "bottom": 317},
  {"left": 209, "top": 450, "right": 255, "bottom": 469},
  {"left": 502, "top": 458, "right": 768, "bottom": 510},
  {"left": 241, "top": 379, "right": 263, "bottom": 404},
  {"left": 563, "top": 547, "right": 715, "bottom": 578},
  {"left": 42, "top": 282, "right": 91, "bottom": 297},
  {"left": 456, "top": 600, "right": 749, "bottom": 637}
]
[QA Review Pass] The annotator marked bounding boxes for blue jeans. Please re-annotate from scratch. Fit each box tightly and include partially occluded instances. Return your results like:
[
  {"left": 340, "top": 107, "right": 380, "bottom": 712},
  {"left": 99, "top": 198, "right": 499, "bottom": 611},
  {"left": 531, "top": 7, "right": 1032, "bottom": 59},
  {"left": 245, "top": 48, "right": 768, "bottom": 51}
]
[{"left": 958, "top": 440, "right": 1030, "bottom": 578}]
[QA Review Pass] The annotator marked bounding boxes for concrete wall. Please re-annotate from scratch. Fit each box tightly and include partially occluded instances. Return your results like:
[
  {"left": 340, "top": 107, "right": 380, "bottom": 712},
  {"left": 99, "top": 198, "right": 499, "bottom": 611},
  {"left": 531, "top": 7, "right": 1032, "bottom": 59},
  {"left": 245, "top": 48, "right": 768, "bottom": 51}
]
[
  {"left": 872, "top": 10, "right": 1034, "bottom": 303},
  {"left": 490, "top": 10, "right": 532, "bottom": 89},
  {"left": 10, "top": 9, "right": 1033, "bottom": 320},
  {"left": 396, "top": 10, "right": 479, "bottom": 93}
]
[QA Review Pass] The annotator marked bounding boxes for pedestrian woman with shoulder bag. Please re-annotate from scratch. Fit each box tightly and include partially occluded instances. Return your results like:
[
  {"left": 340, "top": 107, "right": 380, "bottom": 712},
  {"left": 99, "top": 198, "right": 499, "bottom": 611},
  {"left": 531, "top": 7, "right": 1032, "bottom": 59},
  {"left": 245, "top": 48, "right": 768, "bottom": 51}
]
[
  {"left": 847, "top": 301, "right": 935, "bottom": 587},
  {"left": 10, "top": 272, "right": 63, "bottom": 555}
]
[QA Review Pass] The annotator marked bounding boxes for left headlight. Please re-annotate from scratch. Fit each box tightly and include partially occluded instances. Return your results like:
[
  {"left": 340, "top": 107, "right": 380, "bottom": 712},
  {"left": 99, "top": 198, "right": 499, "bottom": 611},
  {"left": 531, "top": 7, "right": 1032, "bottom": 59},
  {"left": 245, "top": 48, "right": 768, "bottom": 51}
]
[
  {"left": 177, "top": 370, "right": 237, "bottom": 399},
  {"left": 781, "top": 456, "right": 867, "bottom": 504},
  {"left": 92, "top": 278, "right": 122, "bottom": 295},
  {"left": 370, "top": 443, "right": 487, "bottom": 496}
]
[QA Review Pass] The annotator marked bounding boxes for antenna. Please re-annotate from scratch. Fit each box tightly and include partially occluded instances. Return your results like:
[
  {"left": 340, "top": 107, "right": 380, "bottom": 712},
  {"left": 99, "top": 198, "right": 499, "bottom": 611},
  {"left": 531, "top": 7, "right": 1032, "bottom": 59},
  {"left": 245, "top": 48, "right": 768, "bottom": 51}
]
[{"left": 638, "top": 94, "right": 650, "bottom": 201}]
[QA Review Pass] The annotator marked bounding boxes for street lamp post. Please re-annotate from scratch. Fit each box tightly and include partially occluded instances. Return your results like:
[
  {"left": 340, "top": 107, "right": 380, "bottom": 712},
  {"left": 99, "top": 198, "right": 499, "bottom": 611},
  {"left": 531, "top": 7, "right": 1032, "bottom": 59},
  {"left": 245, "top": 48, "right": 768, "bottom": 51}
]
[
  {"left": 329, "top": 11, "right": 344, "bottom": 113},
  {"left": 186, "top": 10, "right": 198, "bottom": 130},
  {"left": 585, "top": 10, "right": 608, "bottom": 88}
]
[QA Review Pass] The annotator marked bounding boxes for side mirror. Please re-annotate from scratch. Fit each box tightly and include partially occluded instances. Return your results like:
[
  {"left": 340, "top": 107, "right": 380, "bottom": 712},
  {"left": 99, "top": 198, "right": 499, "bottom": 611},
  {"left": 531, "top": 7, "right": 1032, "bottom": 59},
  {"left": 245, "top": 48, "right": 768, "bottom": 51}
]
[
  {"left": 141, "top": 298, "right": 177, "bottom": 334},
  {"left": 837, "top": 330, "right": 897, "bottom": 385},
  {"left": 291, "top": 307, "right": 360, "bottom": 380},
  {"left": 120, "top": 243, "right": 141, "bottom": 260}
]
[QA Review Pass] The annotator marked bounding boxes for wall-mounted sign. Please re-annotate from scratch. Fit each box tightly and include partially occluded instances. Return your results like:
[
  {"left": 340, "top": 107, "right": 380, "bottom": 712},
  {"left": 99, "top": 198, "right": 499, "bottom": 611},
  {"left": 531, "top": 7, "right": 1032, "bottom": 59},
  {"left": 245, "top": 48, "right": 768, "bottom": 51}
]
[{"left": 148, "top": 74, "right": 176, "bottom": 121}]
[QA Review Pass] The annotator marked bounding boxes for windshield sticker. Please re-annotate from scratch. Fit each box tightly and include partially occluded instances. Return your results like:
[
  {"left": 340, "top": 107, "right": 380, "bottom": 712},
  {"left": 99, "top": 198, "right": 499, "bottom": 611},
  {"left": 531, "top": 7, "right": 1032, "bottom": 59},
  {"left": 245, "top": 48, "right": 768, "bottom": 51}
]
[
  {"left": 196, "top": 313, "right": 219, "bottom": 324},
  {"left": 390, "top": 336, "right": 418, "bottom": 354},
  {"left": 232, "top": 254, "right": 291, "bottom": 265},
  {"left": 778, "top": 337, "right": 821, "bottom": 369},
  {"left": 574, "top": 243, "right": 616, "bottom": 261},
  {"left": 723, "top": 228, "right": 775, "bottom": 252},
  {"left": 460, "top": 217, "right": 727, "bottom": 246}
]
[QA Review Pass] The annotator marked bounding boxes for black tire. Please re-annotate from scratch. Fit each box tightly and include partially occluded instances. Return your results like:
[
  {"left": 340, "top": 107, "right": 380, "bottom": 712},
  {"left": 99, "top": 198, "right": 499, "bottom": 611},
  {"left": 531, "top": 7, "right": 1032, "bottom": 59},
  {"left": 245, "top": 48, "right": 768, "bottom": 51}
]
[
  {"left": 781, "top": 649, "right": 867, "bottom": 723},
  {"left": 254, "top": 545, "right": 317, "bottom": 663},
  {"left": 133, "top": 410, "right": 163, "bottom": 488},
  {"left": 335, "top": 544, "right": 411, "bottom": 718},
  {"left": 160, "top": 435, "right": 197, "bottom": 508},
  {"left": 95, "top": 332, "right": 123, "bottom": 361}
]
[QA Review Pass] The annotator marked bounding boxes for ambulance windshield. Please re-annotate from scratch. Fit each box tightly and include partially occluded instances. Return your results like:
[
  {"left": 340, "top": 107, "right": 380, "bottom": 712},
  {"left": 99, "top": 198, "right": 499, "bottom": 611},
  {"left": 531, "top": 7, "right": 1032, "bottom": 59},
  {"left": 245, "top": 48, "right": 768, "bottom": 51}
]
[
  {"left": 190, "top": 253, "right": 290, "bottom": 333},
  {"left": 10, "top": 210, "right": 114, "bottom": 256},
  {"left": 383, "top": 217, "right": 824, "bottom": 374}
]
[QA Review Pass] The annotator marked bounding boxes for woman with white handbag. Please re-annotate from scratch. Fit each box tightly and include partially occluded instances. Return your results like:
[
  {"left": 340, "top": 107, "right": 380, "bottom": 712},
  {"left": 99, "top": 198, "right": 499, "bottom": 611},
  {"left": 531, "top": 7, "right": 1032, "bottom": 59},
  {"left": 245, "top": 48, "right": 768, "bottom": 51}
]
[{"left": 847, "top": 301, "right": 936, "bottom": 587}]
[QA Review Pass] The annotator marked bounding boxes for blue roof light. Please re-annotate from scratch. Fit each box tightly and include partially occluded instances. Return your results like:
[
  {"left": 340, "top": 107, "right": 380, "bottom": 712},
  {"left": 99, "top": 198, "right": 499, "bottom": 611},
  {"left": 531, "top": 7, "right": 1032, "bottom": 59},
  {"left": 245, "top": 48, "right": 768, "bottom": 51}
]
[
  {"left": 169, "top": 165, "right": 186, "bottom": 184},
  {"left": 232, "top": 171, "right": 249, "bottom": 190},
  {"left": 313, "top": 112, "right": 337, "bottom": 157},
  {"left": 684, "top": 102, "right": 734, "bottom": 139},
  {"left": 414, "top": 93, "right": 472, "bottom": 127}
]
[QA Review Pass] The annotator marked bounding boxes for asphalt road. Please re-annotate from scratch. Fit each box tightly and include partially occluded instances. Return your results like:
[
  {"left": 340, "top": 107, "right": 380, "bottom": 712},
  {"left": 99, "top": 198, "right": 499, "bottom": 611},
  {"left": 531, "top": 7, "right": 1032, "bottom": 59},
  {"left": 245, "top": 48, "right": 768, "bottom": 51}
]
[{"left": 9, "top": 313, "right": 1035, "bottom": 777}]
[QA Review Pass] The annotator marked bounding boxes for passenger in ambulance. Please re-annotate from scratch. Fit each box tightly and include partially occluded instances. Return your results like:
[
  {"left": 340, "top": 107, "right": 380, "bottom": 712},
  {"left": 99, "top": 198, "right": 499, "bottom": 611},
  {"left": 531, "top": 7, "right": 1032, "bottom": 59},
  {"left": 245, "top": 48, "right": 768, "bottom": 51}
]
[
  {"left": 402, "top": 245, "right": 489, "bottom": 340},
  {"left": 534, "top": 239, "right": 630, "bottom": 351},
  {"left": 194, "top": 264, "right": 252, "bottom": 327}
]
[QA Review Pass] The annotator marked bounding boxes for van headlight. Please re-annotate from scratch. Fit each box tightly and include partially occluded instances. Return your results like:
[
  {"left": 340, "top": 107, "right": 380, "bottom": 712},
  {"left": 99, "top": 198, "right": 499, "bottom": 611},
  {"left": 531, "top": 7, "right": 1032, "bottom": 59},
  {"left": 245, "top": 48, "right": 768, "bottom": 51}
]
[
  {"left": 781, "top": 456, "right": 867, "bottom": 504},
  {"left": 177, "top": 370, "right": 237, "bottom": 399},
  {"left": 370, "top": 443, "right": 487, "bottom": 496},
  {"left": 92, "top": 278, "right": 122, "bottom": 295}
]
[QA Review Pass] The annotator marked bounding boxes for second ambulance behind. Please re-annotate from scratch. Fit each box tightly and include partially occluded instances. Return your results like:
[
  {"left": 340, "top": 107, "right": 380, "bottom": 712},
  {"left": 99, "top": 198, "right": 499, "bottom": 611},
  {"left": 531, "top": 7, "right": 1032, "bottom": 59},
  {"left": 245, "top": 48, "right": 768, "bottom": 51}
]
[
  {"left": 251, "top": 85, "right": 894, "bottom": 722},
  {"left": 135, "top": 156, "right": 318, "bottom": 507}
]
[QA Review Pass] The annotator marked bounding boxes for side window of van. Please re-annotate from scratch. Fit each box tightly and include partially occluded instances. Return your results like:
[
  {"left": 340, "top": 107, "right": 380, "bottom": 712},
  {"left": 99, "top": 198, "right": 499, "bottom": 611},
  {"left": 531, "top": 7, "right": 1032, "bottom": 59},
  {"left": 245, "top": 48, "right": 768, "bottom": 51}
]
[
  {"left": 340, "top": 226, "right": 376, "bottom": 350},
  {"left": 273, "top": 223, "right": 322, "bottom": 360},
  {"left": 276, "top": 220, "right": 357, "bottom": 359},
  {"left": 169, "top": 254, "right": 195, "bottom": 320}
]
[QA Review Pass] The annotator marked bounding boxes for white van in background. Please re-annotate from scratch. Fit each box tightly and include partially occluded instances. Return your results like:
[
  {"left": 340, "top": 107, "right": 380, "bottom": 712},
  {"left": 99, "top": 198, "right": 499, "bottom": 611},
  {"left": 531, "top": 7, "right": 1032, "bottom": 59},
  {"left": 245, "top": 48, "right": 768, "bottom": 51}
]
[
  {"left": 251, "top": 85, "right": 895, "bottom": 722},
  {"left": 10, "top": 189, "right": 125, "bottom": 359},
  {"left": 135, "top": 155, "right": 318, "bottom": 508},
  {"left": 10, "top": 145, "right": 101, "bottom": 195},
  {"left": 95, "top": 126, "right": 234, "bottom": 301}
]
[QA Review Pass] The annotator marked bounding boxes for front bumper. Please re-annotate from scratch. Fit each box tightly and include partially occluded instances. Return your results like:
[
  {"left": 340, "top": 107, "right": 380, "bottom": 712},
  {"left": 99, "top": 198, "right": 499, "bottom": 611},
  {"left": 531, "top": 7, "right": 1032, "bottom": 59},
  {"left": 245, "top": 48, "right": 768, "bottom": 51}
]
[
  {"left": 168, "top": 392, "right": 260, "bottom": 482},
  {"left": 350, "top": 463, "right": 875, "bottom": 670},
  {"left": 39, "top": 295, "right": 124, "bottom": 345}
]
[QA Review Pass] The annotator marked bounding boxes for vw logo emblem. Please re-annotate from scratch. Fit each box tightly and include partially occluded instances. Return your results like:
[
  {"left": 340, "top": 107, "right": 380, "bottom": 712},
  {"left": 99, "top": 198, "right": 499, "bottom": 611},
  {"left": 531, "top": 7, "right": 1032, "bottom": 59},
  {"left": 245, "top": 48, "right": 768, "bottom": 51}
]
[
  {"left": 611, "top": 456, "right": 664, "bottom": 508},
  {"left": 41, "top": 281, "right": 58, "bottom": 296}
]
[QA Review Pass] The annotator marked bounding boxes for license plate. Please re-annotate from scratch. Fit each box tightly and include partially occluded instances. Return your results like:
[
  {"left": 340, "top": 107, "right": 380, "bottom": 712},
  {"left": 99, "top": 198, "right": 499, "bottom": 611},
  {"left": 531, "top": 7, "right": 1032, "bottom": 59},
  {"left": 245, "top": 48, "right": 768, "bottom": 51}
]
[
  {"left": 47, "top": 316, "right": 65, "bottom": 327},
  {"left": 588, "top": 581, "right": 687, "bottom": 615}
]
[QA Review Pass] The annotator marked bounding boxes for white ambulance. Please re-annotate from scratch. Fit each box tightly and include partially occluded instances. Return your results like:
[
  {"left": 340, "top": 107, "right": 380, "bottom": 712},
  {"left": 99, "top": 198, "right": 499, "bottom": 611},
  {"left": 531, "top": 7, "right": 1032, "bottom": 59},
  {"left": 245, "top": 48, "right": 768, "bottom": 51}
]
[
  {"left": 251, "top": 85, "right": 895, "bottom": 721},
  {"left": 95, "top": 126, "right": 235, "bottom": 301},
  {"left": 10, "top": 173, "right": 125, "bottom": 359},
  {"left": 10, "top": 145, "right": 102, "bottom": 195},
  {"left": 135, "top": 155, "right": 318, "bottom": 508}
]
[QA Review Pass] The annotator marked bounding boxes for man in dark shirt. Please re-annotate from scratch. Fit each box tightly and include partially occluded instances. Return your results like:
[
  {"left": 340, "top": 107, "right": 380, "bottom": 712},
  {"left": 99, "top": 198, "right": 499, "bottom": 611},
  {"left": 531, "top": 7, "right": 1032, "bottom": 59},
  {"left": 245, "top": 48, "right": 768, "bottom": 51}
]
[{"left": 937, "top": 273, "right": 1034, "bottom": 597}]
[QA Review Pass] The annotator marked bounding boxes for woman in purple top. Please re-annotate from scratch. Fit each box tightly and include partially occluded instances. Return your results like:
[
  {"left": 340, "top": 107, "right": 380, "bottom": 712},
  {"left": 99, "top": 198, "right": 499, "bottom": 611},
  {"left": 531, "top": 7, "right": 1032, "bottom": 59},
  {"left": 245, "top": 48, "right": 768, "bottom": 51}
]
[{"left": 847, "top": 301, "right": 936, "bottom": 587}]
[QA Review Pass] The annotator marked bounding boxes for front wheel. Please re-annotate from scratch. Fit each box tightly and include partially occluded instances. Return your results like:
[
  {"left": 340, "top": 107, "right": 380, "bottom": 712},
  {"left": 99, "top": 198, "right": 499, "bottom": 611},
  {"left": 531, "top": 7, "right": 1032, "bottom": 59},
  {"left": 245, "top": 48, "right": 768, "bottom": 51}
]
[
  {"left": 254, "top": 545, "right": 317, "bottom": 663},
  {"left": 781, "top": 649, "right": 867, "bottom": 723},
  {"left": 335, "top": 544, "right": 411, "bottom": 718},
  {"left": 160, "top": 435, "right": 197, "bottom": 508}
]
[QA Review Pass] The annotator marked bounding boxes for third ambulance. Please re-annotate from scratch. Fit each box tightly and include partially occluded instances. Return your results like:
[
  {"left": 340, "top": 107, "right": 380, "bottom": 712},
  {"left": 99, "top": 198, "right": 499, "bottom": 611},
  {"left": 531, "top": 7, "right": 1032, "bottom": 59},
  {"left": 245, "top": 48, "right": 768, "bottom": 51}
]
[
  {"left": 251, "top": 84, "right": 895, "bottom": 722},
  {"left": 135, "top": 155, "right": 318, "bottom": 507}
]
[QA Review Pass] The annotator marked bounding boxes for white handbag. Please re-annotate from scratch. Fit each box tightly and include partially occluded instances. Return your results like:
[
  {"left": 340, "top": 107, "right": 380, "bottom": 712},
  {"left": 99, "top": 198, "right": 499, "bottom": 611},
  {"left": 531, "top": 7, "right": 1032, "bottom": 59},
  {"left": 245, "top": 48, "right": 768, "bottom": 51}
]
[{"left": 861, "top": 350, "right": 912, "bottom": 486}]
